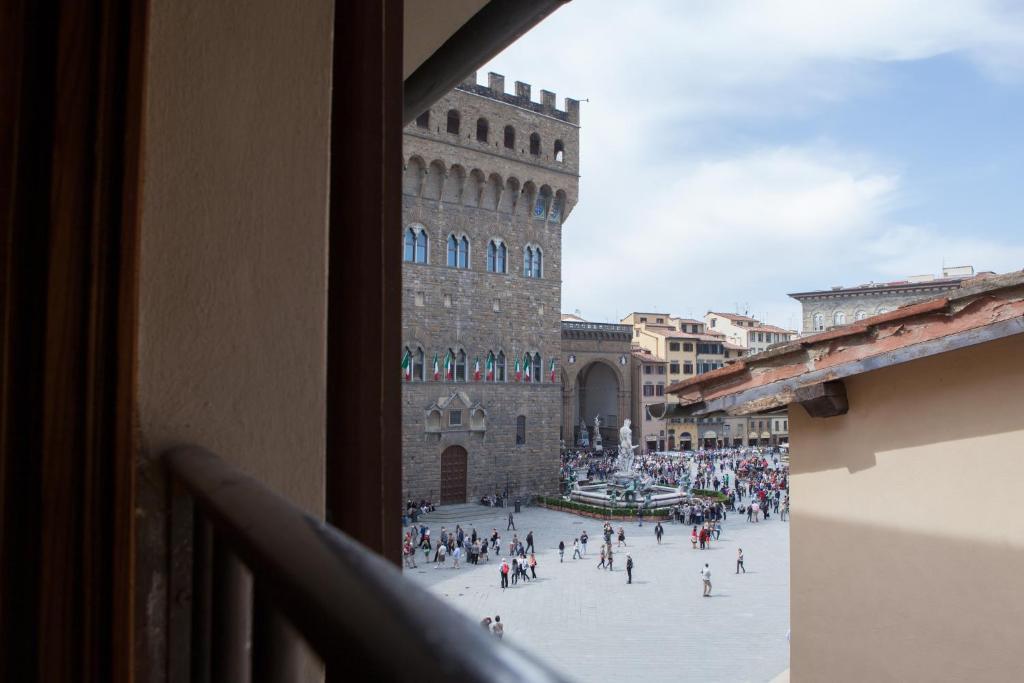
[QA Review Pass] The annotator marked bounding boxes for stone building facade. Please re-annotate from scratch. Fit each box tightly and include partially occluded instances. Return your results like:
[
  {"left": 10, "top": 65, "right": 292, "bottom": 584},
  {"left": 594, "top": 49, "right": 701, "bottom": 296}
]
[
  {"left": 559, "top": 319, "right": 633, "bottom": 449},
  {"left": 401, "top": 73, "right": 579, "bottom": 504},
  {"left": 789, "top": 266, "right": 984, "bottom": 334}
]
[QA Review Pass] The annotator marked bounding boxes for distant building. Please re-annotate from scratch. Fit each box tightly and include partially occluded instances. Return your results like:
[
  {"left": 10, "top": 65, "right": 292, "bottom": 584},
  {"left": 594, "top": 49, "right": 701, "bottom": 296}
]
[
  {"left": 705, "top": 311, "right": 796, "bottom": 355},
  {"left": 788, "top": 265, "right": 995, "bottom": 334},
  {"left": 630, "top": 347, "right": 668, "bottom": 452},
  {"left": 401, "top": 73, "right": 579, "bottom": 504}
]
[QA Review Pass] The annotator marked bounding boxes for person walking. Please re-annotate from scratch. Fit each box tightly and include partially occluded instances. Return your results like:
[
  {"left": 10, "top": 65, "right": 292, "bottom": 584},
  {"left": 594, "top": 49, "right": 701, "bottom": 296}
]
[
  {"left": 690, "top": 526, "right": 698, "bottom": 550},
  {"left": 528, "top": 553, "right": 538, "bottom": 579},
  {"left": 617, "top": 527, "right": 626, "bottom": 547},
  {"left": 492, "top": 616, "right": 504, "bottom": 639},
  {"left": 558, "top": 540, "right": 565, "bottom": 562},
  {"left": 597, "top": 546, "right": 606, "bottom": 569},
  {"left": 511, "top": 558, "right": 519, "bottom": 585},
  {"left": 580, "top": 531, "right": 588, "bottom": 556},
  {"left": 607, "top": 546, "right": 614, "bottom": 571},
  {"left": 481, "top": 616, "right": 492, "bottom": 632},
  {"left": 626, "top": 554, "right": 634, "bottom": 584},
  {"left": 654, "top": 522, "right": 664, "bottom": 545},
  {"left": 701, "top": 563, "right": 712, "bottom": 597},
  {"left": 451, "top": 544, "right": 461, "bottom": 569},
  {"left": 736, "top": 548, "right": 745, "bottom": 574},
  {"left": 526, "top": 530, "right": 535, "bottom": 554},
  {"left": 435, "top": 541, "right": 447, "bottom": 568},
  {"left": 572, "top": 538, "right": 582, "bottom": 559},
  {"left": 507, "top": 511, "right": 516, "bottom": 531},
  {"left": 500, "top": 559, "right": 509, "bottom": 589}
]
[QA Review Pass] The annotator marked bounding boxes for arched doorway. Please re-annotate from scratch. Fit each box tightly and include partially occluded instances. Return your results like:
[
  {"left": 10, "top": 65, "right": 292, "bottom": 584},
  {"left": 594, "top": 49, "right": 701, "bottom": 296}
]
[
  {"left": 440, "top": 445, "right": 468, "bottom": 504},
  {"left": 680, "top": 431, "right": 692, "bottom": 451},
  {"left": 575, "top": 361, "right": 621, "bottom": 444}
]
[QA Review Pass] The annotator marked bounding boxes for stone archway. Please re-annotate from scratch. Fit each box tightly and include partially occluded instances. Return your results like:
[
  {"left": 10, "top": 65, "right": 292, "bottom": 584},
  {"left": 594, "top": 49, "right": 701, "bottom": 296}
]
[
  {"left": 440, "top": 445, "right": 468, "bottom": 504},
  {"left": 574, "top": 360, "right": 622, "bottom": 445}
]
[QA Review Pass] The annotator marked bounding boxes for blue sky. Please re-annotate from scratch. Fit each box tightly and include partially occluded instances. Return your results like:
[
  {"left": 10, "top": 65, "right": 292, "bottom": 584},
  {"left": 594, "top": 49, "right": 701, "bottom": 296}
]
[{"left": 481, "top": 0, "right": 1024, "bottom": 329}]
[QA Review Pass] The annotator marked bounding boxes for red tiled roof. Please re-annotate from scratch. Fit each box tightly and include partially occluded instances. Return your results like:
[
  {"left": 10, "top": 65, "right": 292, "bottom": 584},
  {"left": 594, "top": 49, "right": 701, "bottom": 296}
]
[
  {"left": 666, "top": 271, "right": 1024, "bottom": 412},
  {"left": 707, "top": 311, "right": 758, "bottom": 322}
]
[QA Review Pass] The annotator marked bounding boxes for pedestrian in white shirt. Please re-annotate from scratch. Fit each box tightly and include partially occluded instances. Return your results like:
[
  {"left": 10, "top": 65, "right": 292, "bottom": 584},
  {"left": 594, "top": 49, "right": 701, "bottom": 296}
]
[
  {"left": 452, "top": 544, "right": 461, "bottom": 569},
  {"left": 700, "top": 563, "right": 712, "bottom": 596}
]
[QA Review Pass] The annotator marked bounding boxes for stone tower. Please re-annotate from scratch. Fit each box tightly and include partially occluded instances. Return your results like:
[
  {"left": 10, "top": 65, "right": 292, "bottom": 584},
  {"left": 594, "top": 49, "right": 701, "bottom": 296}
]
[{"left": 400, "top": 72, "right": 580, "bottom": 504}]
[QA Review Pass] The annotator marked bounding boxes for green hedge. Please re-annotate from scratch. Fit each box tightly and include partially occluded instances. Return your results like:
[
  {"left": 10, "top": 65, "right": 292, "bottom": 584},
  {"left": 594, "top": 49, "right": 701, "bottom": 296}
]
[{"left": 538, "top": 496, "right": 672, "bottom": 518}]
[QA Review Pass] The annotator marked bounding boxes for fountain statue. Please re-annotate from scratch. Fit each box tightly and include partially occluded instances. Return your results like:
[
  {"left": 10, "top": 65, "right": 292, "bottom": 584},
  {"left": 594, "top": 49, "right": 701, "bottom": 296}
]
[
  {"left": 617, "top": 419, "right": 638, "bottom": 473},
  {"left": 592, "top": 414, "right": 603, "bottom": 452}
]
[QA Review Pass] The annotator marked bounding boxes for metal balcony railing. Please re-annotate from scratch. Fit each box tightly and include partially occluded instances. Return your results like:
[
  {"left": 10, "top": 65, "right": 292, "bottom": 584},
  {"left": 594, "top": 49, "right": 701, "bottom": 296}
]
[{"left": 165, "top": 447, "right": 568, "bottom": 682}]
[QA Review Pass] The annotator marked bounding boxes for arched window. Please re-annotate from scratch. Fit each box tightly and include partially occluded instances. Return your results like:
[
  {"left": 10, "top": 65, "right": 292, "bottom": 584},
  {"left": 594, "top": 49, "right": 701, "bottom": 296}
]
[
  {"left": 812, "top": 313, "right": 824, "bottom": 331},
  {"left": 486, "top": 239, "right": 507, "bottom": 273},
  {"left": 446, "top": 109, "right": 460, "bottom": 134},
  {"left": 504, "top": 125, "right": 515, "bottom": 149},
  {"left": 516, "top": 415, "right": 526, "bottom": 445},
  {"left": 402, "top": 346, "right": 413, "bottom": 381},
  {"left": 404, "top": 229, "right": 415, "bottom": 262},
  {"left": 476, "top": 118, "right": 489, "bottom": 143},
  {"left": 855, "top": 310, "right": 868, "bottom": 321},
  {"left": 554, "top": 139, "right": 565, "bottom": 162},
  {"left": 404, "top": 226, "right": 427, "bottom": 263},
  {"left": 497, "top": 351, "right": 507, "bottom": 382},
  {"left": 456, "top": 349, "right": 467, "bottom": 382},
  {"left": 415, "top": 111, "right": 429, "bottom": 129},
  {"left": 524, "top": 245, "right": 542, "bottom": 278},
  {"left": 414, "top": 347, "right": 425, "bottom": 381},
  {"left": 834, "top": 311, "right": 846, "bottom": 326},
  {"left": 529, "top": 132, "right": 541, "bottom": 156},
  {"left": 532, "top": 353, "right": 541, "bottom": 383},
  {"left": 878, "top": 307, "right": 891, "bottom": 315},
  {"left": 447, "top": 234, "right": 469, "bottom": 269}
]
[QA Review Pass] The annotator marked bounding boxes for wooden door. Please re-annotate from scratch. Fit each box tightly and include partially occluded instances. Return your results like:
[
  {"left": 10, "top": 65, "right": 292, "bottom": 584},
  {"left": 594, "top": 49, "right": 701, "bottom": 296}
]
[{"left": 440, "top": 446, "right": 468, "bottom": 505}]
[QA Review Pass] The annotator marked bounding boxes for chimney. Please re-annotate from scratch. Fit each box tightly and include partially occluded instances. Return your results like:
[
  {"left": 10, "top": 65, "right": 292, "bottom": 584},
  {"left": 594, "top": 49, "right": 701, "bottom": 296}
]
[
  {"left": 514, "top": 81, "right": 531, "bottom": 101},
  {"left": 540, "top": 89, "right": 556, "bottom": 111},
  {"left": 487, "top": 72, "right": 505, "bottom": 93}
]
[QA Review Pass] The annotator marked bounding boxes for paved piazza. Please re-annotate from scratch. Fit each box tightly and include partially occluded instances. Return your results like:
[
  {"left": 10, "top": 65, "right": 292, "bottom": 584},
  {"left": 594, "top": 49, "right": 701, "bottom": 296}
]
[{"left": 404, "top": 504, "right": 789, "bottom": 682}]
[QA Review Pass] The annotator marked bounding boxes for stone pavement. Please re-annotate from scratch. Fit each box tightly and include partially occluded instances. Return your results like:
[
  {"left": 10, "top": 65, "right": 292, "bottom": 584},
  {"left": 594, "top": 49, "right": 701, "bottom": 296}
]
[{"left": 403, "top": 504, "right": 790, "bottom": 683}]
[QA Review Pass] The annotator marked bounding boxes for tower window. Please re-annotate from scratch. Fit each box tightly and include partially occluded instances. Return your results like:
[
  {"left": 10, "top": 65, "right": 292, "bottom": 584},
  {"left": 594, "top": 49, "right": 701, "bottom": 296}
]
[
  {"left": 554, "top": 139, "right": 565, "bottom": 162},
  {"left": 529, "top": 132, "right": 541, "bottom": 156},
  {"left": 476, "top": 118, "right": 489, "bottom": 143},
  {"left": 504, "top": 125, "right": 515, "bottom": 149},
  {"left": 447, "top": 109, "right": 460, "bottom": 134},
  {"left": 415, "top": 111, "right": 429, "bottom": 129}
]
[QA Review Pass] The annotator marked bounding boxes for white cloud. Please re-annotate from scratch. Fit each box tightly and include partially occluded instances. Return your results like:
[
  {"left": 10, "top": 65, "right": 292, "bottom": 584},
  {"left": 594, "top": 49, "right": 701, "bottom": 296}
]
[
  {"left": 563, "top": 144, "right": 1024, "bottom": 326},
  {"left": 477, "top": 1, "right": 1024, "bottom": 327}
]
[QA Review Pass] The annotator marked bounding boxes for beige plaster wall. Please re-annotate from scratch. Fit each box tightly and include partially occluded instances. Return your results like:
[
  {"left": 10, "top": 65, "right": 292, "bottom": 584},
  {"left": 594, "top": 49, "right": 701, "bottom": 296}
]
[
  {"left": 137, "top": 0, "right": 333, "bottom": 516},
  {"left": 789, "top": 333, "right": 1024, "bottom": 682}
]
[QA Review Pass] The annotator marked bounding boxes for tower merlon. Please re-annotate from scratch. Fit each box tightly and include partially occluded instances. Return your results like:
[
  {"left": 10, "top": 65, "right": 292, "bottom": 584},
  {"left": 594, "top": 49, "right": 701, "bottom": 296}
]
[
  {"left": 515, "top": 81, "right": 532, "bottom": 101},
  {"left": 488, "top": 72, "right": 505, "bottom": 93}
]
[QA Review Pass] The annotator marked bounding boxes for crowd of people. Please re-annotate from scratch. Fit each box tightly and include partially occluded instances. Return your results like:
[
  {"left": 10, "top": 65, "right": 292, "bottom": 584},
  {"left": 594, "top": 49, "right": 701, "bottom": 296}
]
[{"left": 402, "top": 445, "right": 791, "bottom": 641}]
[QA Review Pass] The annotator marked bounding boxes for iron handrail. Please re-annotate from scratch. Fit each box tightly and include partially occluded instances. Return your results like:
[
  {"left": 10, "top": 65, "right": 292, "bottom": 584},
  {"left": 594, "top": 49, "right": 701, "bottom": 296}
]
[{"left": 166, "top": 446, "right": 568, "bottom": 682}]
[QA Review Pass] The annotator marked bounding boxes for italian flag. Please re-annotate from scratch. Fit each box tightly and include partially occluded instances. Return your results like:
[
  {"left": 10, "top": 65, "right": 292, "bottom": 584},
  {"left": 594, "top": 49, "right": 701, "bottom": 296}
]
[
  {"left": 473, "top": 356, "right": 481, "bottom": 381},
  {"left": 401, "top": 349, "right": 411, "bottom": 381},
  {"left": 514, "top": 357, "right": 522, "bottom": 382},
  {"left": 486, "top": 355, "right": 494, "bottom": 381},
  {"left": 549, "top": 358, "right": 556, "bottom": 383},
  {"left": 523, "top": 354, "right": 532, "bottom": 382},
  {"left": 432, "top": 353, "right": 440, "bottom": 381},
  {"left": 444, "top": 350, "right": 454, "bottom": 380}
]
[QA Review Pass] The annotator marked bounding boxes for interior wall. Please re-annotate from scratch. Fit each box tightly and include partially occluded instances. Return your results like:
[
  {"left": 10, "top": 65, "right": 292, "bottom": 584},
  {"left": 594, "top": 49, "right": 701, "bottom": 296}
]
[
  {"left": 789, "top": 333, "right": 1024, "bottom": 682},
  {"left": 138, "top": 0, "right": 332, "bottom": 513}
]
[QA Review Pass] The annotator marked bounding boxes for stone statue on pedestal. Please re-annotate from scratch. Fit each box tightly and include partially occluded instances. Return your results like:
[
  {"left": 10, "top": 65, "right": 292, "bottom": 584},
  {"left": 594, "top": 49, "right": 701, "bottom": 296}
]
[{"left": 618, "top": 418, "right": 638, "bottom": 473}]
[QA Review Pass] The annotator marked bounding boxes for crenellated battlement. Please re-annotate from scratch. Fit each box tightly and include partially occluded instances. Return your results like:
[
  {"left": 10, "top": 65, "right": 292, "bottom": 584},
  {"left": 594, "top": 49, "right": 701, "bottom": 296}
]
[{"left": 456, "top": 71, "right": 579, "bottom": 125}]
